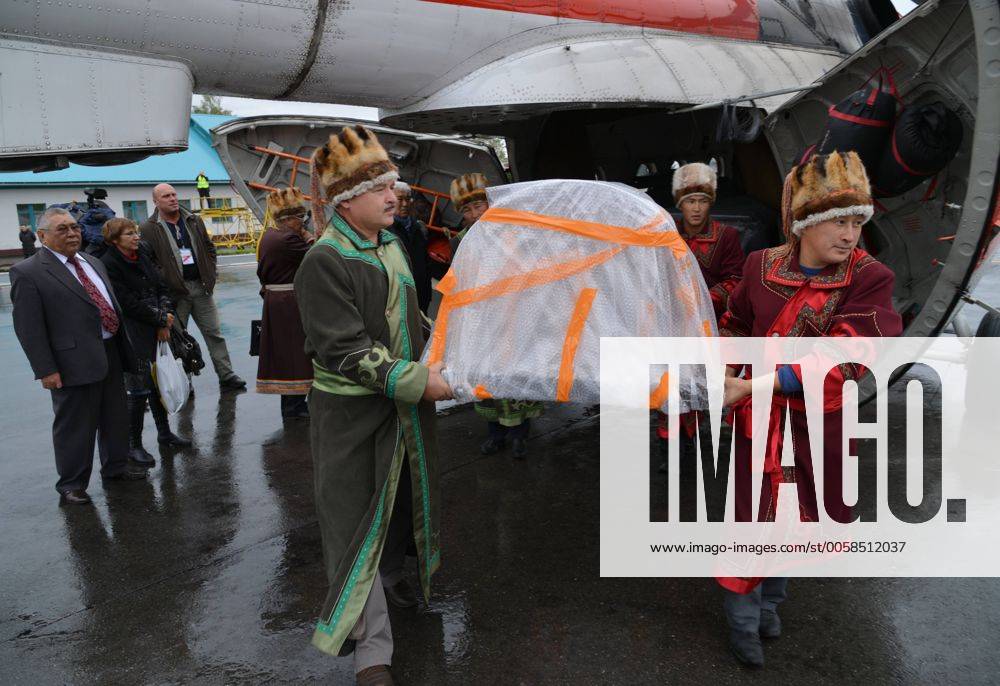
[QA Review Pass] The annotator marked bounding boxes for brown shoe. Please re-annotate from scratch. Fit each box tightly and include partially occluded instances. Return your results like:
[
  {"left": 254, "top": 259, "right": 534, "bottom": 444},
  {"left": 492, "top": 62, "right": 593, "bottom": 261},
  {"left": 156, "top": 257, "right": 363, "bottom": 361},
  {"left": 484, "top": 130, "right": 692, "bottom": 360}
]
[
  {"left": 356, "top": 665, "right": 394, "bottom": 686},
  {"left": 59, "top": 489, "right": 92, "bottom": 505}
]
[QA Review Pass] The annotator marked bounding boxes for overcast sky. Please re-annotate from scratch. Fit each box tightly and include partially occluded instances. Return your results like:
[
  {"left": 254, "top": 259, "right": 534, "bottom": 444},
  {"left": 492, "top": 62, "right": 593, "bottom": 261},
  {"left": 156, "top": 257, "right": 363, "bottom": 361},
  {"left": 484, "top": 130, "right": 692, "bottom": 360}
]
[{"left": 210, "top": 0, "right": 918, "bottom": 119}]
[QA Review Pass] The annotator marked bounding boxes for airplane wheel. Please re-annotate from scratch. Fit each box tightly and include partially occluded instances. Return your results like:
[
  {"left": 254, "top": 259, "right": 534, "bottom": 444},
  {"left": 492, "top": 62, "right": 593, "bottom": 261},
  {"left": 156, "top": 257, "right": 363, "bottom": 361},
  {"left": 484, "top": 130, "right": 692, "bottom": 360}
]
[{"left": 974, "top": 311, "right": 1000, "bottom": 338}]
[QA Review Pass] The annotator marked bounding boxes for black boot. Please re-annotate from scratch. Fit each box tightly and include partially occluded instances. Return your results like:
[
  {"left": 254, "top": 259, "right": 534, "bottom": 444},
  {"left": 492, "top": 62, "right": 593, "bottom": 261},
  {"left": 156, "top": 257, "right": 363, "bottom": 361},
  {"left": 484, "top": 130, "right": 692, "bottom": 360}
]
[
  {"left": 281, "top": 394, "right": 309, "bottom": 419},
  {"left": 730, "top": 630, "right": 764, "bottom": 668},
  {"left": 150, "top": 393, "right": 192, "bottom": 447},
  {"left": 127, "top": 394, "right": 156, "bottom": 467},
  {"left": 510, "top": 420, "right": 529, "bottom": 460},
  {"left": 480, "top": 422, "right": 507, "bottom": 455}
]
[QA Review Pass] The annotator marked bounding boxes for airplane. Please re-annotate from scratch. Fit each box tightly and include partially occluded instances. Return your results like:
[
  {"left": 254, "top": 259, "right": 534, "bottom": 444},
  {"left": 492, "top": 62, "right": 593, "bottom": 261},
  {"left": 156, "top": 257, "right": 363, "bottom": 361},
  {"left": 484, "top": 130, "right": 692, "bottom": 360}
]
[{"left": 0, "top": 0, "right": 997, "bottom": 340}]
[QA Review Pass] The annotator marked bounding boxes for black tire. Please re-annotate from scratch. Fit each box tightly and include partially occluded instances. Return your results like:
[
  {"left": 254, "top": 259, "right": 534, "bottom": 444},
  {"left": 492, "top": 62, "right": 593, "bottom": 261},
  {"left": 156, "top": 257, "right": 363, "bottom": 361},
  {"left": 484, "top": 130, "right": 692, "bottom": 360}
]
[{"left": 974, "top": 311, "right": 1000, "bottom": 338}]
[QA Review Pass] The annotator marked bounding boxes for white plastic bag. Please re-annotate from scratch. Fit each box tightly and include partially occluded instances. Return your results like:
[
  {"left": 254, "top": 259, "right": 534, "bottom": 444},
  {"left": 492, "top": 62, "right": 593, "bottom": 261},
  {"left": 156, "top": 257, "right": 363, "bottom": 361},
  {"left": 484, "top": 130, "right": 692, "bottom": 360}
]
[{"left": 152, "top": 340, "right": 190, "bottom": 414}]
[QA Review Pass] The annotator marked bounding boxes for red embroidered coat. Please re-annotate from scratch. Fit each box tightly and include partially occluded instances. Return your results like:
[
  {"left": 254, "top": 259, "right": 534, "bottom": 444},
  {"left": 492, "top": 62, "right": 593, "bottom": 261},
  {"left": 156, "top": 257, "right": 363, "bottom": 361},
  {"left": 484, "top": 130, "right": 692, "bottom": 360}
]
[
  {"left": 681, "top": 220, "right": 745, "bottom": 319},
  {"left": 716, "top": 245, "right": 903, "bottom": 594},
  {"left": 719, "top": 245, "right": 901, "bottom": 340}
]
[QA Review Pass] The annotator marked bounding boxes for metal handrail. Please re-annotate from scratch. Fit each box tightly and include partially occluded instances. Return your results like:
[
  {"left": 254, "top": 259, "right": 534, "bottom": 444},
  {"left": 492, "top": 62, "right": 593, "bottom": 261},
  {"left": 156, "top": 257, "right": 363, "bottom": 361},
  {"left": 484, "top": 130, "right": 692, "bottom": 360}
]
[{"left": 246, "top": 146, "right": 455, "bottom": 235}]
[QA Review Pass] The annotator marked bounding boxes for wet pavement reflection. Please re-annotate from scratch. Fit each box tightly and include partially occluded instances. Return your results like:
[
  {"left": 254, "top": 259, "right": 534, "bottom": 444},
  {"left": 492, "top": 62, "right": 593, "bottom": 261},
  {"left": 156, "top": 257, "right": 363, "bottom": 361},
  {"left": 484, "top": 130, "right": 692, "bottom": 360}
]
[{"left": 2, "top": 263, "right": 999, "bottom": 684}]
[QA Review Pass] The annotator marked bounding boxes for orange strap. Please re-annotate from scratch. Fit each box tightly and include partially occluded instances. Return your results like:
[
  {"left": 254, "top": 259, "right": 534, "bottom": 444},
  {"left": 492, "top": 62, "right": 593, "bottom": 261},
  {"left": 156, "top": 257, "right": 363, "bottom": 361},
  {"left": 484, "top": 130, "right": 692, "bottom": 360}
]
[
  {"left": 447, "top": 246, "right": 622, "bottom": 310},
  {"left": 427, "top": 207, "right": 695, "bottom": 368},
  {"left": 556, "top": 288, "right": 597, "bottom": 402},
  {"left": 427, "top": 248, "right": 621, "bottom": 364},
  {"left": 649, "top": 372, "right": 670, "bottom": 410},
  {"left": 427, "top": 271, "right": 457, "bottom": 365},
  {"left": 480, "top": 208, "right": 689, "bottom": 258}
]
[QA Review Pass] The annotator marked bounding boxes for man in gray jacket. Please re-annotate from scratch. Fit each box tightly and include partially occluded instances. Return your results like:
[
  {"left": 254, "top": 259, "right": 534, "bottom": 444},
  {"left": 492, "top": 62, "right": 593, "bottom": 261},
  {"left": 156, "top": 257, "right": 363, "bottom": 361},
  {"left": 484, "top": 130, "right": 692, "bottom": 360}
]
[
  {"left": 11, "top": 208, "right": 148, "bottom": 505},
  {"left": 139, "top": 183, "right": 245, "bottom": 390}
]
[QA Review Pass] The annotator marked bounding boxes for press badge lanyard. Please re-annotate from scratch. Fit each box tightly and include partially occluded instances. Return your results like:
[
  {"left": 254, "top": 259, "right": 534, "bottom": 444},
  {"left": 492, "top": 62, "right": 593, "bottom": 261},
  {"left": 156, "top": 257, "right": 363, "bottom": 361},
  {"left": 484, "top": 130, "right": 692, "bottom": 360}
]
[{"left": 169, "top": 220, "right": 195, "bottom": 266}]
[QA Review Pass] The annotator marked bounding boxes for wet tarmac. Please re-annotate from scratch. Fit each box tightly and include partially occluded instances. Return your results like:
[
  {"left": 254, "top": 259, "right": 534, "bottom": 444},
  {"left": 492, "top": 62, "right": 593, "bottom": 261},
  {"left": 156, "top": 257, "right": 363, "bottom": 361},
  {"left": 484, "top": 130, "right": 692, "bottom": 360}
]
[{"left": 2, "top": 262, "right": 1000, "bottom": 685}]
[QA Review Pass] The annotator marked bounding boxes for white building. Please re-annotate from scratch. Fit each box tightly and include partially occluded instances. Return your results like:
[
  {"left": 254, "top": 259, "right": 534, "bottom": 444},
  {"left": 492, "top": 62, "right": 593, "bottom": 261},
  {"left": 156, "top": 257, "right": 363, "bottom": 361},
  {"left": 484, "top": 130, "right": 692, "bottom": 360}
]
[{"left": 0, "top": 114, "right": 243, "bottom": 256}]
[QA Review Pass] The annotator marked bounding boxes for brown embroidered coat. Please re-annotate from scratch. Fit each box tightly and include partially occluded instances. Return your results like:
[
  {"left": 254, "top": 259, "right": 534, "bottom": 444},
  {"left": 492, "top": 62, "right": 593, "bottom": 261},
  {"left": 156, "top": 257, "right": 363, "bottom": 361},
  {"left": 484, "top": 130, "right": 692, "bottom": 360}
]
[{"left": 681, "top": 219, "right": 745, "bottom": 319}]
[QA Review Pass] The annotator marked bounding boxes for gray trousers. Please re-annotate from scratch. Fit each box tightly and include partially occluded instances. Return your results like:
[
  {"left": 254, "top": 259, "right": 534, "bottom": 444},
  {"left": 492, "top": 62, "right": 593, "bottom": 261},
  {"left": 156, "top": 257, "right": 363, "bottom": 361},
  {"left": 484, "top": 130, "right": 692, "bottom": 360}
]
[
  {"left": 350, "top": 571, "right": 393, "bottom": 673},
  {"left": 723, "top": 577, "right": 789, "bottom": 633},
  {"left": 350, "top": 459, "right": 410, "bottom": 673},
  {"left": 175, "top": 279, "right": 235, "bottom": 381},
  {"left": 50, "top": 338, "right": 130, "bottom": 492}
]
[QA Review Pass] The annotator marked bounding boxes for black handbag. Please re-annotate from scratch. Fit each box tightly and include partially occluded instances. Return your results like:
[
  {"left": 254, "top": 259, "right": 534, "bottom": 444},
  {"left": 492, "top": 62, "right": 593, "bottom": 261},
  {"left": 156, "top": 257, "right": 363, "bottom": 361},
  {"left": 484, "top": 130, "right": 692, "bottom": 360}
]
[
  {"left": 249, "top": 320, "right": 262, "bottom": 357},
  {"left": 169, "top": 323, "right": 205, "bottom": 376}
]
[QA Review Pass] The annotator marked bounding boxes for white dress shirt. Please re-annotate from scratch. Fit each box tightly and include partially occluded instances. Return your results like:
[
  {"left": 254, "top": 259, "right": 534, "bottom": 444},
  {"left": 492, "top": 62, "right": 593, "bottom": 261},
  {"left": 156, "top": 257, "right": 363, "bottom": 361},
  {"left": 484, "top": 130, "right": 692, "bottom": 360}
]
[{"left": 45, "top": 246, "right": 116, "bottom": 339}]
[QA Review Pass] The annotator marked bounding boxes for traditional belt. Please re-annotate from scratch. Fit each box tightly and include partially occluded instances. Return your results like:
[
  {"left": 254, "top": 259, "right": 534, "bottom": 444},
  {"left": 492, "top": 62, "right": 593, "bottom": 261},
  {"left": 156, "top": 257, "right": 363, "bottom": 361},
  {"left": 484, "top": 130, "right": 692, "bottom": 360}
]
[
  {"left": 263, "top": 283, "right": 295, "bottom": 292},
  {"left": 311, "top": 361, "right": 375, "bottom": 396}
]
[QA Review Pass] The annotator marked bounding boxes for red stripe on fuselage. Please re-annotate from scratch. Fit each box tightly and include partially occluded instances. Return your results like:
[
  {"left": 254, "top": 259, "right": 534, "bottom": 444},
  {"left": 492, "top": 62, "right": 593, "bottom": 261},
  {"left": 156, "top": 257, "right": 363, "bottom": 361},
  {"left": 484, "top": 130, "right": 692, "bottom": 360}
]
[{"left": 422, "top": 0, "right": 760, "bottom": 41}]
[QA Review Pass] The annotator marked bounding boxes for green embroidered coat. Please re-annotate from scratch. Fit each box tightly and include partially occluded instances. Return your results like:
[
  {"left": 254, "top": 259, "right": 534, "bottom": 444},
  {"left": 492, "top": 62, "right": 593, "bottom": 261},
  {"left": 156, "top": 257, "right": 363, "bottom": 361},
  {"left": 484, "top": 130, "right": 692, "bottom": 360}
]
[
  {"left": 474, "top": 398, "right": 544, "bottom": 426},
  {"left": 295, "top": 213, "right": 441, "bottom": 657}
]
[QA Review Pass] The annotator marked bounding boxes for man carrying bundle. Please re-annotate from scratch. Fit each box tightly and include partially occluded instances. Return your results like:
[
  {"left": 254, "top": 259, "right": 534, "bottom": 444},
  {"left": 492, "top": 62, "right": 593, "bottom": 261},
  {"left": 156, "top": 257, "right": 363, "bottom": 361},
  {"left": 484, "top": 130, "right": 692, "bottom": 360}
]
[
  {"left": 718, "top": 151, "right": 902, "bottom": 668},
  {"left": 296, "top": 125, "right": 453, "bottom": 686}
]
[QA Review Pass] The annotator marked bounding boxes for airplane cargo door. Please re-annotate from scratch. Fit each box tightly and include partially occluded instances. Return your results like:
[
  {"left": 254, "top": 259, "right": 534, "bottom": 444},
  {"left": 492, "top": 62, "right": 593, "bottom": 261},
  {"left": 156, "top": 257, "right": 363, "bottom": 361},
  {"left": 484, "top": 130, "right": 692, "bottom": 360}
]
[
  {"left": 211, "top": 115, "right": 507, "bottom": 238},
  {"left": 763, "top": 0, "right": 1000, "bottom": 336}
]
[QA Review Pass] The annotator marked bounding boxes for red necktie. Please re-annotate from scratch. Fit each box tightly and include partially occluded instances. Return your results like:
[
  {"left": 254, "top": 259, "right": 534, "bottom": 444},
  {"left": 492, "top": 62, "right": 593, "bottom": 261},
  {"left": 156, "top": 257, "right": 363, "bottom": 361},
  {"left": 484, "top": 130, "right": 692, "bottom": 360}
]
[{"left": 67, "top": 255, "right": 119, "bottom": 335}]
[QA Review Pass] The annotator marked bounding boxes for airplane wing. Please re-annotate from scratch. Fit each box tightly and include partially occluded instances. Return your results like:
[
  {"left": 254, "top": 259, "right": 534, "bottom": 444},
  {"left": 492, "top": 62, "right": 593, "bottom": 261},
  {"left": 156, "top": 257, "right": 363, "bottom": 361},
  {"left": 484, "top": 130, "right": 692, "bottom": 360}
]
[{"left": 0, "top": 0, "right": 884, "bottom": 171}]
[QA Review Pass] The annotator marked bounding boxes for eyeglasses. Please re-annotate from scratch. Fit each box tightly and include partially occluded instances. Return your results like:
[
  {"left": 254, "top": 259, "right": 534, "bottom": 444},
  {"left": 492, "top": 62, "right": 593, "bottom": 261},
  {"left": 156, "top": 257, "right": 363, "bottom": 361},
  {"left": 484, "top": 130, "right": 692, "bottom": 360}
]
[{"left": 50, "top": 223, "right": 82, "bottom": 234}]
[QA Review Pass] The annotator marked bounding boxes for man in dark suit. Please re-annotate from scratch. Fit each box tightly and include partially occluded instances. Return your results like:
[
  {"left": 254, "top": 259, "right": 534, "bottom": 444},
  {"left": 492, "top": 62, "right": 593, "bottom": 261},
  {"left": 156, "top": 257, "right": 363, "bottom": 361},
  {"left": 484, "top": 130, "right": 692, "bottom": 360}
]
[{"left": 11, "top": 208, "right": 147, "bottom": 505}]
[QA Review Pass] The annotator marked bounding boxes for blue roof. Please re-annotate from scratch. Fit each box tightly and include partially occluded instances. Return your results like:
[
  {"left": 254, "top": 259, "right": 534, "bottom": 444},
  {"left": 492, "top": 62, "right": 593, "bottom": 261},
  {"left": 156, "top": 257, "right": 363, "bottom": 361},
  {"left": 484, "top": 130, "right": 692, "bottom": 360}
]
[{"left": 0, "top": 114, "right": 236, "bottom": 187}]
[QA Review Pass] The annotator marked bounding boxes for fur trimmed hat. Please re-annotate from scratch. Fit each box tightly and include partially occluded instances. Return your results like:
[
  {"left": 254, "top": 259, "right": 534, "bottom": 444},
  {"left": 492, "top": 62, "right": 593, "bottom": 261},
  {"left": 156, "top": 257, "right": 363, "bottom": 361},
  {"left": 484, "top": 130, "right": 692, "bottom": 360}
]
[
  {"left": 786, "top": 151, "right": 873, "bottom": 237},
  {"left": 266, "top": 187, "right": 308, "bottom": 220},
  {"left": 311, "top": 125, "right": 399, "bottom": 207},
  {"left": 450, "top": 173, "right": 489, "bottom": 211},
  {"left": 672, "top": 162, "right": 716, "bottom": 206}
]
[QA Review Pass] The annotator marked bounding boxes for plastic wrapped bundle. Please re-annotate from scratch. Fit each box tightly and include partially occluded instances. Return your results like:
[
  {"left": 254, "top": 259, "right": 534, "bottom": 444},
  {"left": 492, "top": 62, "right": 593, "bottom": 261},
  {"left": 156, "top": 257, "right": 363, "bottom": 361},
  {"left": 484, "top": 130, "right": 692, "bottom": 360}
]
[{"left": 422, "top": 179, "right": 717, "bottom": 410}]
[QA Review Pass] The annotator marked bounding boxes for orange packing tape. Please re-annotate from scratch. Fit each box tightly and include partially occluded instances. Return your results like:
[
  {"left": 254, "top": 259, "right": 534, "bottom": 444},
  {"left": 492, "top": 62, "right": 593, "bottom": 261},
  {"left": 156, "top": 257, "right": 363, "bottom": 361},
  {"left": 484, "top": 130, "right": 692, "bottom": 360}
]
[
  {"left": 427, "top": 301, "right": 451, "bottom": 365},
  {"left": 473, "top": 384, "right": 493, "bottom": 399},
  {"left": 435, "top": 269, "right": 457, "bottom": 295},
  {"left": 676, "top": 279, "right": 696, "bottom": 319},
  {"left": 556, "top": 288, "right": 598, "bottom": 402},
  {"left": 427, "top": 248, "right": 620, "bottom": 365},
  {"left": 428, "top": 207, "right": 692, "bottom": 367},
  {"left": 481, "top": 208, "right": 689, "bottom": 258},
  {"left": 427, "top": 270, "right": 457, "bottom": 365},
  {"left": 649, "top": 372, "right": 670, "bottom": 409},
  {"left": 447, "top": 246, "right": 622, "bottom": 310}
]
